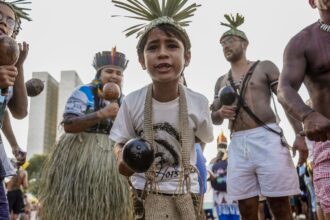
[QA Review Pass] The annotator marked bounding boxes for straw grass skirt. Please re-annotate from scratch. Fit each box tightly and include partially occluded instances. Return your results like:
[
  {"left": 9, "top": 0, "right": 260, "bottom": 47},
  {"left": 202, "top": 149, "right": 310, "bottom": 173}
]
[{"left": 39, "top": 132, "right": 133, "bottom": 220}]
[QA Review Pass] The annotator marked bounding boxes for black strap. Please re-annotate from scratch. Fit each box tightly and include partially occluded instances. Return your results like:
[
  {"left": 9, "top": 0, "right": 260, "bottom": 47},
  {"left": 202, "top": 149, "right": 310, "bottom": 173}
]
[
  {"left": 228, "top": 61, "right": 283, "bottom": 138},
  {"left": 241, "top": 104, "right": 282, "bottom": 136},
  {"left": 228, "top": 61, "right": 260, "bottom": 130}
]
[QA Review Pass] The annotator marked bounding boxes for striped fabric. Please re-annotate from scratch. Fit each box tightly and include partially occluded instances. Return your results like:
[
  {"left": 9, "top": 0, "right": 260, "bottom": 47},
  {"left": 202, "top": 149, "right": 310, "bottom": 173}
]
[{"left": 313, "top": 141, "right": 330, "bottom": 213}]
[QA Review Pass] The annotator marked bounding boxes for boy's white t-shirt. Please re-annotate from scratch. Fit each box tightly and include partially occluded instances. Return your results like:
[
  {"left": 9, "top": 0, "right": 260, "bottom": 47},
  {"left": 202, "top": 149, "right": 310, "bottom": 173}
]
[{"left": 110, "top": 85, "right": 213, "bottom": 194}]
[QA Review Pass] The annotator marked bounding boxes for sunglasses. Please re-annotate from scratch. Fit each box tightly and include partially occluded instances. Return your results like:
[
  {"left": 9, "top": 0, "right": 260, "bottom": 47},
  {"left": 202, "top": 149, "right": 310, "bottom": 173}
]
[{"left": 220, "top": 37, "right": 242, "bottom": 47}]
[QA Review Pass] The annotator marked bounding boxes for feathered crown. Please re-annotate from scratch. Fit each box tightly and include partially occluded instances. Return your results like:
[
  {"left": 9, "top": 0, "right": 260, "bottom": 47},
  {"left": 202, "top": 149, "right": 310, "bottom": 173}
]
[
  {"left": 0, "top": 0, "right": 32, "bottom": 37},
  {"left": 220, "top": 13, "right": 248, "bottom": 42},
  {"left": 112, "top": 0, "right": 201, "bottom": 51},
  {"left": 92, "top": 47, "right": 129, "bottom": 72},
  {"left": 217, "top": 131, "right": 227, "bottom": 145}
]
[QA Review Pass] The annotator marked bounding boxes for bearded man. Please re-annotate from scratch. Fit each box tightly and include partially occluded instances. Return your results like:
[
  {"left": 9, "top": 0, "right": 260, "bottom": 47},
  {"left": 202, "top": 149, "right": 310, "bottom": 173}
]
[{"left": 211, "top": 14, "right": 306, "bottom": 220}]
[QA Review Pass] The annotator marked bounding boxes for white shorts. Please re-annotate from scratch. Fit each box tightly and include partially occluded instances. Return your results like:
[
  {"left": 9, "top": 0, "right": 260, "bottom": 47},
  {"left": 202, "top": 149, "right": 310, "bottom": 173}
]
[{"left": 227, "top": 124, "right": 300, "bottom": 201}]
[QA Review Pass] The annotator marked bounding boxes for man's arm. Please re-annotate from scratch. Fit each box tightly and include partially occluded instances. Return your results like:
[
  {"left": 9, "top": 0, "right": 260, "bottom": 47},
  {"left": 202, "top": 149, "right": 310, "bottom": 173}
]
[
  {"left": 265, "top": 60, "right": 308, "bottom": 165},
  {"left": 278, "top": 34, "right": 330, "bottom": 142},
  {"left": 282, "top": 106, "right": 308, "bottom": 166},
  {"left": 211, "top": 77, "right": 224, "bottom": 124},
  {"left": 266, "top": 60, "right": 305, "bottom": 134},
  {"left": 277, "top": 35, "right": 312, "bottom": 122},
  {"left": 275, "top": 84, "right": 308, "bottom": 165},
  {"left": 7, "top": 42, "right": 29, "bottom": 119}
]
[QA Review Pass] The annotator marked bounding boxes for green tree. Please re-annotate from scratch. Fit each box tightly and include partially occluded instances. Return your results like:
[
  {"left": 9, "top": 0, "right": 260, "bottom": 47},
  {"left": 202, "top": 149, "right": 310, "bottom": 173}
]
[{"left": 25, "top": 154, "right": 47, "bottom": 195}]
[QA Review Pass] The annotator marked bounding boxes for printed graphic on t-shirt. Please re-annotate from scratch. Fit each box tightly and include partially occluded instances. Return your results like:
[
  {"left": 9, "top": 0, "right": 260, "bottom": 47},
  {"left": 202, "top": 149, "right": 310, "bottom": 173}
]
[{"left": 137, "top": 121, "right": 182, "bottom": 181}]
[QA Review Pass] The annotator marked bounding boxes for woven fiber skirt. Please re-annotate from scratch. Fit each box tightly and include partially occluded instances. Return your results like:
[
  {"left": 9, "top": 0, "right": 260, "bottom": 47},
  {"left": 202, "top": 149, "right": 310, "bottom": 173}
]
[{"left": 39, "top": 132, "right": 133, "bottom": 220}]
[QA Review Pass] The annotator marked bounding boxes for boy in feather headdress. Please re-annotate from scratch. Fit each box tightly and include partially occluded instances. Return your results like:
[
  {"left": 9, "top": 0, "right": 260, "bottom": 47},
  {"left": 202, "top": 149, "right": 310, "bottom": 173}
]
[
  {"left": 211, "top": 13, "right": 305, "bottom": 220},
  {"left": 110, "top": 1, "right": 213, "bottom": 219},
  {"left": 0, "top": 1, "right": 31, "bottom": 218}
]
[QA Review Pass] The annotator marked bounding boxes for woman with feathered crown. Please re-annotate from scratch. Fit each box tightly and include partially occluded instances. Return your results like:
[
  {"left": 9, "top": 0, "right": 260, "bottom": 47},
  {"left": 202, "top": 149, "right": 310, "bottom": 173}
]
[
  {"left": 39, "top": 48, "right": 133, "bottom": 220},
  {"left": 110, "top": 1, "right": 214, "bottom": 219}
]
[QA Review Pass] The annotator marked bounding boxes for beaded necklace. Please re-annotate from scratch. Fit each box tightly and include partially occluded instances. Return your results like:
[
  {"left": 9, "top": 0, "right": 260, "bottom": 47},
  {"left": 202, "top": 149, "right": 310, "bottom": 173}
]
[{"left": 320, "top": 20, "right": 330, "bottom": 33}]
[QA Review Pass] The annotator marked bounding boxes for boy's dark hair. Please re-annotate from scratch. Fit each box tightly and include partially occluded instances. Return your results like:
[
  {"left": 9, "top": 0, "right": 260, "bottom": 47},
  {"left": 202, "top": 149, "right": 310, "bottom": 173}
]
[{"left": 137, "top": 24, "right": 190, "bottom": 57}]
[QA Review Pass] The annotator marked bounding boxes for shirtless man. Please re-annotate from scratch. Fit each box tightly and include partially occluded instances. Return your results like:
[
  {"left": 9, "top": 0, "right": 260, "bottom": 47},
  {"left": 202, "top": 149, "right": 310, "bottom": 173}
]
[
  {"left": 277, "top": 0, "right": 330, "bottom": 219},
  {"left": 211, "top": 14, "right": 305, "bottom": 220},
  {"left": 6, "top": 164, "right": 28, "bottom": 220}
]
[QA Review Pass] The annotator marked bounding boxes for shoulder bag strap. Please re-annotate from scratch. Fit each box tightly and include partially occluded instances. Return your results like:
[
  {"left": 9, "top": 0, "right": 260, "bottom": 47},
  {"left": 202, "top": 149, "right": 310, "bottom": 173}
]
[{"left": 227, "top": 60, "right": 260, "bottom": 132}]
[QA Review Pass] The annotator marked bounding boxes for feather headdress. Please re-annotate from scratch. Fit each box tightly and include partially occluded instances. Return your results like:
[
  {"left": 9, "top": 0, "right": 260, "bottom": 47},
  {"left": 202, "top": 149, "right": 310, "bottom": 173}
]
[
  {"left": 217, "top": 130, "right": 227, "bottom": 145},
  {"left": 0, "top": 0, "right": 32, "bottom": 37},
  {"left": 220, "top": 13, "right": 248, "bottom": 42},
  {"left": 92, "top": 47, "right": 129, "bottom": 73},
  {"left": 112, "top": 0, "right": 201, "bottom": 51}
]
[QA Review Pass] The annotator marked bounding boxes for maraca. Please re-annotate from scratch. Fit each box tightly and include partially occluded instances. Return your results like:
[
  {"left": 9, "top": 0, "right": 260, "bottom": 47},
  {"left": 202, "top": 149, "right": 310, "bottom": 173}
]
[
  {"left": 102, "top": 82, "right": 121, "bottom": 101},
  {"left": 25, "top": 78, "right": 44, "bottom": 97},
  {"left": 122, "top": 138, "right": 154, "bottom": 173},
  {"left": 0, "top": 35, "right": 19, "bottom": 65},
  {"left": 219, "top": 86, "right": 236, "bottom": 106},
  {"left": 0, "top": 35, "right": 19, "bottom": 96}
]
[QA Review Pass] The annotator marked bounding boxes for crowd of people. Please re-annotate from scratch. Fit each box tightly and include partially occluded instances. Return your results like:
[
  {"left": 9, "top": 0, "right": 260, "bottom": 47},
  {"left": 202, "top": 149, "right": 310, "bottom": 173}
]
[{"left": 0, "top": 0, "right": 329, "bottom": 219}]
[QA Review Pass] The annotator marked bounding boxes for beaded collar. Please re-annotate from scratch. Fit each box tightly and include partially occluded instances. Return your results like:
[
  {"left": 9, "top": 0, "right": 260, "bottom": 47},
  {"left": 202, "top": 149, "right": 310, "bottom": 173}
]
[{"left": 319, "top": 20, "right": 330, "bottom": 33}]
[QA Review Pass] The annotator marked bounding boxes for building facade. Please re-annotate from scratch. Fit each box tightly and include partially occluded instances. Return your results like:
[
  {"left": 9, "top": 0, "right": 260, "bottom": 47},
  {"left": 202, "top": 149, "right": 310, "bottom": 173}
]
[
  {"left": 27, "top": 71, "right": 82, "bottom": 158},
  {"left": 57, "top": 71, "right": 83, "bottom": 133}
]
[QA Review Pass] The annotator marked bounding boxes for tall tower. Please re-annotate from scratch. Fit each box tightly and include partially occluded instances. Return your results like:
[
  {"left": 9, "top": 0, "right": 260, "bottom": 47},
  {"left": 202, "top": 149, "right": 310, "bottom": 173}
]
[
  {"left": 27, "top": 72, "right": 59, "bottom": 158},
  {"left": 27, "top": 71, "right": 83, "bottom": 159},
  {"left": 56, "top": 70, "right": 83, "bottom": 132}
]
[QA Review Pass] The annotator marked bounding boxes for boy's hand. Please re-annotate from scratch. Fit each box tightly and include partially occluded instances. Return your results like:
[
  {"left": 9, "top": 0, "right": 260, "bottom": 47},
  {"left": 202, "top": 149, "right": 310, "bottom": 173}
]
[
  {"left": 114, "top": 146, "right": 134, "bottom": 177},
  {"left": 0, "top": 65, "right": 17, "bottom": 88},
  {"left": 16, "top": 42, "right": 29, "bottom": 67}
]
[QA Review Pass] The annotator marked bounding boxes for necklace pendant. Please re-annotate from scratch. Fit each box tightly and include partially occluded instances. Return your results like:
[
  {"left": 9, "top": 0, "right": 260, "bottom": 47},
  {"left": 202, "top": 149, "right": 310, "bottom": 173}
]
[{"left": 319, "top": 20, "right": 330, "bottom": 33}]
